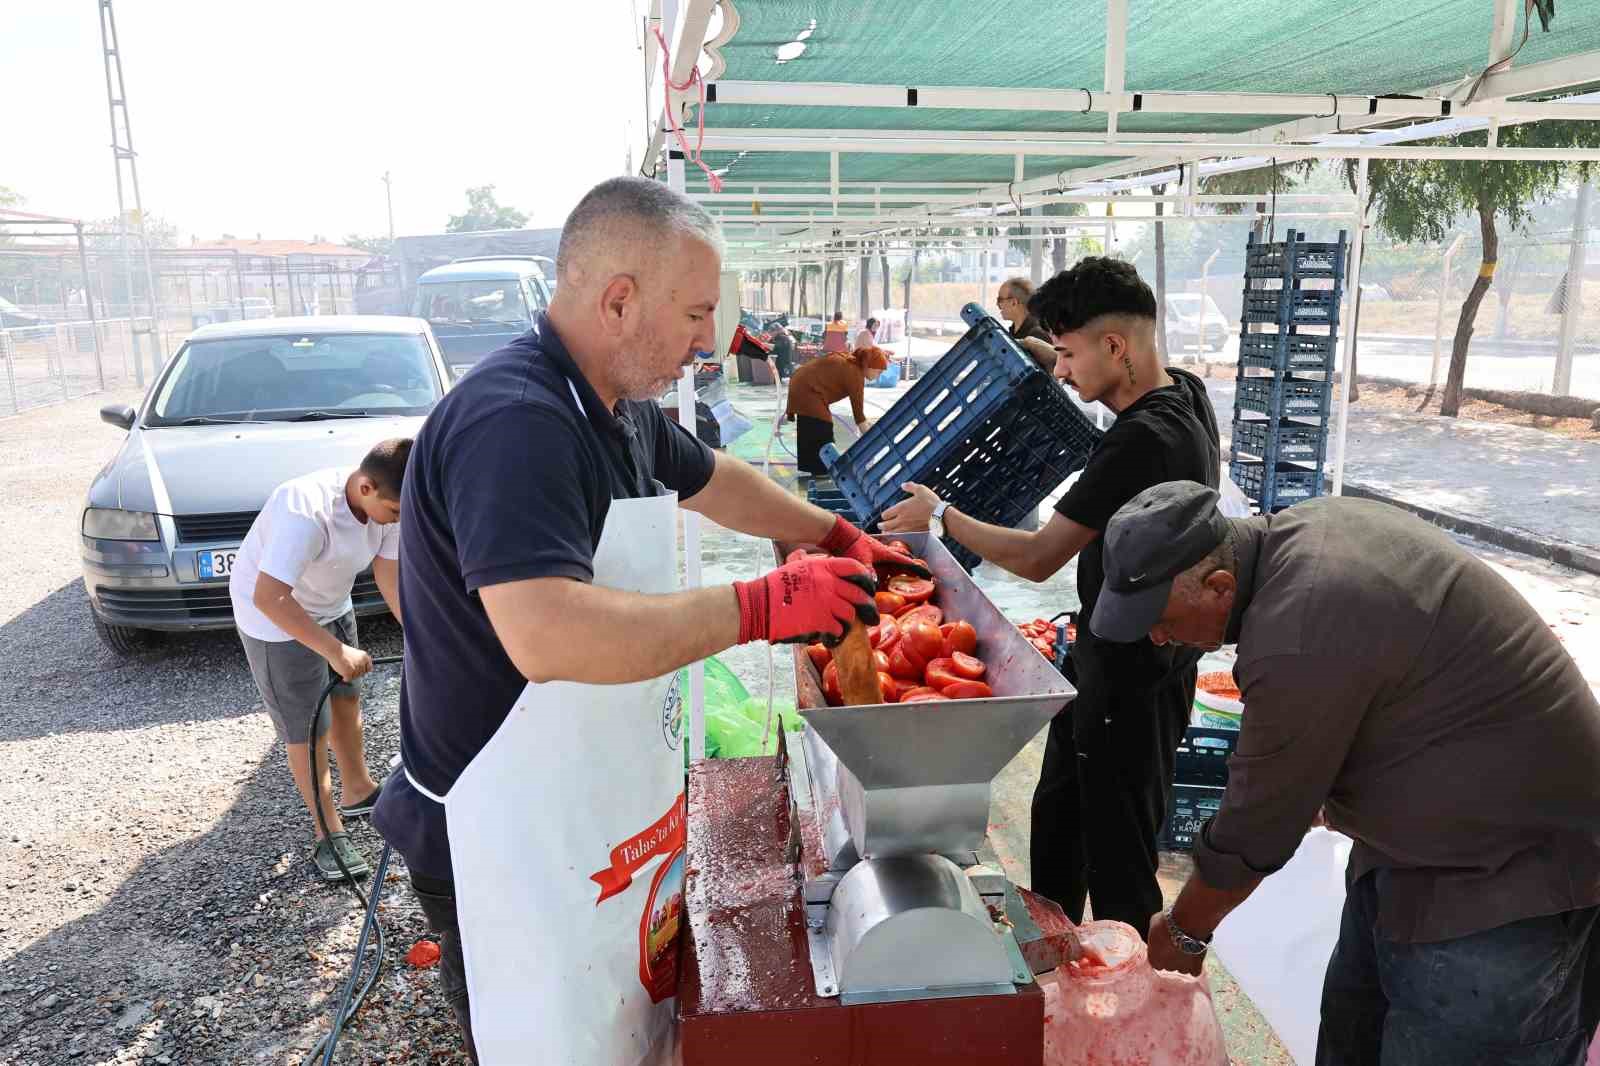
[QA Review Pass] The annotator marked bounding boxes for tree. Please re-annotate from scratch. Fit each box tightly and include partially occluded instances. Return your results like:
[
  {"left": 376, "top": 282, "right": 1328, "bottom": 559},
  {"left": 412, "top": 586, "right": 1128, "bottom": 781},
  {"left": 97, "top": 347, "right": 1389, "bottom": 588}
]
[
  {"left": 879, "top": 241, "right": 891, "bottom": 309},
  {"left": 344, "top": 233, "right": 394, "bottom": 256},
  {"left": 1200, "top": 160, "right": 1316, "bottom": 241},
  {"left": 85, "top": 212, "right": 180, "bottom": 251},
  {"left": 1360, "top": 122, "right": 1599, "bottom": 416},
  {"left": 446, "top": 185, "right": 529, "bottom": 233}
]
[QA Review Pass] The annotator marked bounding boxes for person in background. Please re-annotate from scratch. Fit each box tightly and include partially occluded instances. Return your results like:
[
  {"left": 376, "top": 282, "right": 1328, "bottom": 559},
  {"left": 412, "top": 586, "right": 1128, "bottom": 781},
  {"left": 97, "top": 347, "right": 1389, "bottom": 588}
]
[
  {"left": 854, "top": 316, "right": 879, "bottom": 351},
  {"left": 229, "top": 439, "right": 409, "bottom": 883},
  {"left": 881, "top": 258, "right": 1220, "bottom": 940},
  {"left": 998, "top": 276, "right": 1059, "bottom": 373},
  {"left": 767, "top": 320, "right": 796, "bottom": 381},
  {"left": 1096, "top": 481, "right": 1600, "bottom": 1066},
  {"left": 785, "top": 345, "right": 891, "bottom": 475},
  {"left": 822, "top": 310, "right": 850, "bottom": 353}
]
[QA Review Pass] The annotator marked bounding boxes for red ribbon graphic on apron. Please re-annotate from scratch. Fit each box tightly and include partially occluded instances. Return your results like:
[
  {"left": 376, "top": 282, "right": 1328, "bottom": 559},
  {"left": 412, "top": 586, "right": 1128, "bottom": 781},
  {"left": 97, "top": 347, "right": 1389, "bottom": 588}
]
[{"left": 589, "top": 793, "right": 686, "bottom": 904}]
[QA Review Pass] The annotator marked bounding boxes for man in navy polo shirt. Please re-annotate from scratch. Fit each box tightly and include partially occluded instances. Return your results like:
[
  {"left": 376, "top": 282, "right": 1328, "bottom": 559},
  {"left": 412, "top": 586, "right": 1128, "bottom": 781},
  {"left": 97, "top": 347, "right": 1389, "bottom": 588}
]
[{"left": 373, "top": 176, "right": 923, "bottom": 1063}]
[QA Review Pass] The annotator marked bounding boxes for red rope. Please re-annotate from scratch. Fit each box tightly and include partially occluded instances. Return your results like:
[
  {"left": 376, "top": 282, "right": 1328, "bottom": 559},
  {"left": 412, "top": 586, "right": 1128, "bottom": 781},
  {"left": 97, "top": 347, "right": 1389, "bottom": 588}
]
[{"left": 653, "top": 25, "right": 723, "bottom": 192}]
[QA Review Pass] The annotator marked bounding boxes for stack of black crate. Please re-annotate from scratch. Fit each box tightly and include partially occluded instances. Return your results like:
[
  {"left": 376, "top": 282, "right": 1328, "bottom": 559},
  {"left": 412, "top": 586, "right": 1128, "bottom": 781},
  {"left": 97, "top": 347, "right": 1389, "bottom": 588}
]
[{"left": 1229, "top": 229, "right": 1348, "bottom": 512}]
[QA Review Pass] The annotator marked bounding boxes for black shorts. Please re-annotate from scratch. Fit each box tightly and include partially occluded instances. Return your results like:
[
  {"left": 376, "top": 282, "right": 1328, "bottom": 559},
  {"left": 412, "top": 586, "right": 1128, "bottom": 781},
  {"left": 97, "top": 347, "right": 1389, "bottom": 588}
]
[{"left": 796, "top": 414, "right": 834, "bottom": 476}]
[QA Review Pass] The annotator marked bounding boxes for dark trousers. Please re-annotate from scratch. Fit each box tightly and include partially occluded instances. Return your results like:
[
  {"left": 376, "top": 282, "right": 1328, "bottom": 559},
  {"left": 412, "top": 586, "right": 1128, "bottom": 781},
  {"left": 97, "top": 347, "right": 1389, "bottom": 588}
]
[
  {"left": 1028, "top": 669, "right": 1192, "bottom": 937},
  {"left": 410, "top": 873, "right": 479, "bottom": 1065},
  {"left": 1318, "top": 873, "right": 1600, "bottom": 1066},
  {"left": 795, "top": 414, "right": 834, "bottom": 476}
]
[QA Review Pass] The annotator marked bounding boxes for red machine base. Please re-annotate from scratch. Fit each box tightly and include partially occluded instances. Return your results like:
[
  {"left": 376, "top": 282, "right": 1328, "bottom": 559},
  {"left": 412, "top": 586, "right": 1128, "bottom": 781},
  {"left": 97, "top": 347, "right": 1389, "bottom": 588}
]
[{"left": 679, "top": 756, "right": 1043, "bottom": 1066}]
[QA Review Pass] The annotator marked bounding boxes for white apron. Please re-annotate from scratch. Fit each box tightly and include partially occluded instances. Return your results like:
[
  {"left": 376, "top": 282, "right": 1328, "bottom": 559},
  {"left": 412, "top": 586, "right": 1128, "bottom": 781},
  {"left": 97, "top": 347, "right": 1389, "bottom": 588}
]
[{"left": 406, "top": 382, "right": 687, "bottom": 1066}]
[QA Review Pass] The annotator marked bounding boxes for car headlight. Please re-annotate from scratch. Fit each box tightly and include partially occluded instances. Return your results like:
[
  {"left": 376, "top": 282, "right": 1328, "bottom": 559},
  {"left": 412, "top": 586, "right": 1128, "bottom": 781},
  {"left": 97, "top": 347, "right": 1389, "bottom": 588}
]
[{"left": 82, "top": 507, "right": 160, "bottom": 541}]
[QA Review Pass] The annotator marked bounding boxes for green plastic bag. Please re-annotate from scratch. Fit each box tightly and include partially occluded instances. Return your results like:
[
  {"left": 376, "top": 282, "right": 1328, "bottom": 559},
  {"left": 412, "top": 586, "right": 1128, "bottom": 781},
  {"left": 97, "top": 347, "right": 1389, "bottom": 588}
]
[{"left": 676, "top": 657, "right": 803, "bottom": 760}]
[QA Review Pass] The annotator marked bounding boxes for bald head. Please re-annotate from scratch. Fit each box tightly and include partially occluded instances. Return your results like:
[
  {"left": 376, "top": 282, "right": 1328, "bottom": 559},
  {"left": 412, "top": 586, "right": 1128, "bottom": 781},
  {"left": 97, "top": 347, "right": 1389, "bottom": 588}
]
[{"left": 556, "top": 176, "right": 724, "bottom": 293}]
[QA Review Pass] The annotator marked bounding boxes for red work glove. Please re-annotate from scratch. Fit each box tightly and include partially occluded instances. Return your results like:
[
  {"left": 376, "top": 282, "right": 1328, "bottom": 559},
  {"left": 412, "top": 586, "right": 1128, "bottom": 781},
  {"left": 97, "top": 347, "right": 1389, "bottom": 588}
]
[
  {"left": 818, "top": 514, "right": 932, "bottom": 577},
  {"left": 733, "top": 556, "right": 879, "bottom": 645}
]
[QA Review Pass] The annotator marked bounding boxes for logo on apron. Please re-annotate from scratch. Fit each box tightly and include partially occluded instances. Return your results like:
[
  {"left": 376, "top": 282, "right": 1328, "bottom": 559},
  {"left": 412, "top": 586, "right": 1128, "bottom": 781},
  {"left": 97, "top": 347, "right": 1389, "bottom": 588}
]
[
  {"left": 660, "top": 676, "right": 683, "bottom": 751},
  {"left": 638, "top": 847, "right": 686, "bottom": 1003}
]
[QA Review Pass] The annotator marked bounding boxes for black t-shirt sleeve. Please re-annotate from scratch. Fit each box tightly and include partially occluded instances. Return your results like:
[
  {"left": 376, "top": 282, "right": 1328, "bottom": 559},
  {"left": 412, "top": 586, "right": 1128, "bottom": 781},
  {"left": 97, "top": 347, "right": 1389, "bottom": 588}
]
[
  {"left": 642, "top": 401, "right": 717, "bottom": 499},
  {"left": 1055, "top": 423, "right": 1169, "bottom": 532},
  {"left": 444, "top": 404, "right": 603, "bottom": 592}
]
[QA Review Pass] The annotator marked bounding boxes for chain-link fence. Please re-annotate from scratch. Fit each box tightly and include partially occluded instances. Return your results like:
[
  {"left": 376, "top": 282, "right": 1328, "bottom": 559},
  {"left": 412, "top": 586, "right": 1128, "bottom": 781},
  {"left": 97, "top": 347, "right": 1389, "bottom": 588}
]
[
  {"left": 0, "top": 316, "right": 162, "bottom": 417},
  {"left": 2, "top": 230, "right": 379, "bottom": 417}
]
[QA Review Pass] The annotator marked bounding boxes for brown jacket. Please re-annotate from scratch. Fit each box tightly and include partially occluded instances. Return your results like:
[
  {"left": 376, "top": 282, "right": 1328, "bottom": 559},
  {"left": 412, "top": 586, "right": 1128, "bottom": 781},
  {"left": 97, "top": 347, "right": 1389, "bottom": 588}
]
[
  {"left": 1196, "top": 498, "right": 1600, "bottom": 942},
  {"left": 785, "top": 350, "right": 886, "bottom": 423}
]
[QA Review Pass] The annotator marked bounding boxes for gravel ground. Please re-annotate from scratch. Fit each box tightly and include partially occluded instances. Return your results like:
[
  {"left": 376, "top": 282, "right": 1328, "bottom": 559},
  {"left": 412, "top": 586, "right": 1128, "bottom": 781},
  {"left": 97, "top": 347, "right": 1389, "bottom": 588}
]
[
  {"left": 0, "top": 390, "right": 467, "bottom": 1065},
  {"left": 4, "top": 385, "right": 1596, "bottom": 1066}
]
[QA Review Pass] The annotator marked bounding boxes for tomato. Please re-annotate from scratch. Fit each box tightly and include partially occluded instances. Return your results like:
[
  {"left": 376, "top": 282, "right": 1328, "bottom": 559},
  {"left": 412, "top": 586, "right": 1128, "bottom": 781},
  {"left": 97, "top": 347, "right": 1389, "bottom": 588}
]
[
  {"left": 904, "top": 620, "right": 944, "bottom": 663},
  {"left": 943, "top": 620, "right": 978, "bottom": 657},
  {"left": 902, "top": 689, "right": 951, "bottom": 703},
  {"left": 876, "top": 672, "right": 898, "bottom": 702},
  {"left": 1030, "top": 637, "right": 1055, "bottom": 656},
  {"left": 822, "top": 661, "right": 841, "bottom": 705},
  {"left": 871, "top": 617, "right": 901, "bottom": 653},
  {"left": 806, "top": 643, "right": 831, "bottom": 672},
  {"left": 898, "top": 686, "right": 938, "bottom": 700},
  {"left": 950, "top": 652, "right": 986, "bottom": 680},
  {"left": 885, "top": 539, "right": 912, "bottom": 555},
  {"left": 871, "top": 649, "right": 891, "bottom": 674},
  {"left": 923, "top": 657, "right": 964, "bottom": 692},
  {"left": 889, "top": 573, "right": 934, "bottom": 605},
  {"left": 875, "top": 590, "right": 907, "bottom": 616},
  {"left": 886, "top": 574, "right": 935, "bottom": 605},
  {"left": 942, "top": 679, "right": 994, "bottom": 700},
  {"left": 899, "top": 603, "right": 944, "bottom": 629},
  {"left": 888, "top": 644, "right": 926, "bottom": 682}
]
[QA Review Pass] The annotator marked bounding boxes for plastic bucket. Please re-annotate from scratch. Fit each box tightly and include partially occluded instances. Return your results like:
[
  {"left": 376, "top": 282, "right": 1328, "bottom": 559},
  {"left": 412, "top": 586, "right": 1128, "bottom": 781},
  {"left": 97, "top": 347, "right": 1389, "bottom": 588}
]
[{"left": 1192, "top": 686, "right": 1243, "bottom": 731}]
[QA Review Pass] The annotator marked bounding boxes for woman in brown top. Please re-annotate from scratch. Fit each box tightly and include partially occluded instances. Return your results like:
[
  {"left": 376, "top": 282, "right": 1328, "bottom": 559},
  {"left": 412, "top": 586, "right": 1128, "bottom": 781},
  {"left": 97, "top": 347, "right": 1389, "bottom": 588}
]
[{"left": 785, "top": 346, "right": 890, "bottom": 475}]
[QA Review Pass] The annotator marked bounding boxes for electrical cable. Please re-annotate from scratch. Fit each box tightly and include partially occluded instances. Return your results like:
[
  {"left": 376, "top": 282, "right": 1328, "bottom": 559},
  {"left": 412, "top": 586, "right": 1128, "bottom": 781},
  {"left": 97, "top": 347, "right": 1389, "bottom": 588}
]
[{"left": 298, "top": 653, "right": 404, "bottom": 1066}]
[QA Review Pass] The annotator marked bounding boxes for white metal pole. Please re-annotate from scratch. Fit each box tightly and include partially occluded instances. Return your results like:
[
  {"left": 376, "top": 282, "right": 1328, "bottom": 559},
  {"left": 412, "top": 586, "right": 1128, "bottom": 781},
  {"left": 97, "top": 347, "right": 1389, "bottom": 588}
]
[
  {"left": 1332, "top": 159, "right": 1368, "bottom": 497},
  {"left": 1199, "top": 247, "right": 1220, "bottom": 359},
  {"left": 1030, "top": 206, "right": 1044, "bottom": 284},
  {"left": 1428, "top": 235, "right": 1466, "bottom": 390},
  {"left": 666, "top": 154, "right": 707, "bottom": 763},
  {"left": 1553, "top": 181, "right": 1591, "bottom": 396},
  {"left": 1103, "top": 0, "right": 1128, "bottom": 138}
]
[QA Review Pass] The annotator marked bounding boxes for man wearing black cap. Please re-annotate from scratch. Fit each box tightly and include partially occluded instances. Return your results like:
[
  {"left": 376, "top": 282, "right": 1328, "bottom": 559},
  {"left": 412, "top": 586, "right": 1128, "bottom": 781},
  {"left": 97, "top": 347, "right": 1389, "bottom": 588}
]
[
  {"left": 882, "top": 257, "right": 1220, "bottom": 937},
  {"left": 1097, "top": 480, "right": 1600, "bottom": 1065}
]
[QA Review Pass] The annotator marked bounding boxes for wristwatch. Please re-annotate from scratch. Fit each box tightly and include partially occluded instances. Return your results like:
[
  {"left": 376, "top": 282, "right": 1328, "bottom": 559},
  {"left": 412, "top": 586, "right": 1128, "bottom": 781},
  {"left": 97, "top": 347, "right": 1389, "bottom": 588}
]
[
  {"left": 1164, "top": 908, "right": 1212, "bottom": 957},
  {"left": 929, "top": 499, "right": 952, "bottom": 540}
]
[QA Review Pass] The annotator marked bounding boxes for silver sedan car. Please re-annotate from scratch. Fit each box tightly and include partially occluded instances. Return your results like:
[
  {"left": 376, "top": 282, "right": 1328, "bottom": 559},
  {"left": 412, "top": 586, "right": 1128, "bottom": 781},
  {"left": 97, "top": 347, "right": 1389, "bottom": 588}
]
[{"left": 82, "top": 315, "right": 450, "bottom": 652}]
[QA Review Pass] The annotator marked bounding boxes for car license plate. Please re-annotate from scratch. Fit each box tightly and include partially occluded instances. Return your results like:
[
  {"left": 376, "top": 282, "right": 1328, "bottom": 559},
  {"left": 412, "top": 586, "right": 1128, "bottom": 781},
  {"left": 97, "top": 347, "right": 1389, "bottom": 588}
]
[{"left": 198, "top": 549, "right": 239, "bottom": 580}]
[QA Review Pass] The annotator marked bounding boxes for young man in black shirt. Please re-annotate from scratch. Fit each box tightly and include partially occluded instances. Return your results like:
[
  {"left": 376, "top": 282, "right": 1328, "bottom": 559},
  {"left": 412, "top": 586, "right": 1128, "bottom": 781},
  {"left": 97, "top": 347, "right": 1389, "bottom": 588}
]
[{"left": 882, "top": 257, "right": 1220, "bottom": 936}]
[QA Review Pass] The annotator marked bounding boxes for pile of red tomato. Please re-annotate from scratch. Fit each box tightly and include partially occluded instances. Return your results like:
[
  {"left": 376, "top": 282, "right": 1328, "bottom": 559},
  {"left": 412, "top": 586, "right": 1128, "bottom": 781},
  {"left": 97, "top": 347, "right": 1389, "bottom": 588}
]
[
  {"left": 801, "top": 540, "right": 994, "bottom": 706},
  {"left": 1017, "top": 617, "right": 1075, "bottom": 660}
]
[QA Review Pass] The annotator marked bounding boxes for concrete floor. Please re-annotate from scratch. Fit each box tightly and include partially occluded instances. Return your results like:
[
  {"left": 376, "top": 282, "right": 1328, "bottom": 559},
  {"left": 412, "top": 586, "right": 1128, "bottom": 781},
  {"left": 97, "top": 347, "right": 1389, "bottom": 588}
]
[{"left": 695, "top": 371, "right": 1295, "bottom": 1063}]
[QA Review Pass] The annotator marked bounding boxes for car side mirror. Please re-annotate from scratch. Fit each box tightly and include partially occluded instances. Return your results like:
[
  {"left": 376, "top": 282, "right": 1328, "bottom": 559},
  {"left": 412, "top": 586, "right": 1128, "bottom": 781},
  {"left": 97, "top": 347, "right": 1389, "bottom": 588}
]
[{"left": 100, "top": 403, "right": 136, "bottom": 430}]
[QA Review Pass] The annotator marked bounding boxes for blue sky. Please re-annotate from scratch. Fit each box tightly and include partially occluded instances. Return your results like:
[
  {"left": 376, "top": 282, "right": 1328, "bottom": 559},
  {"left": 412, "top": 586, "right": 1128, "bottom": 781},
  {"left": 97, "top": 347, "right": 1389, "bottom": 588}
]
[{"left": 2, "top": 2, "right": 646, "bottom": 241}]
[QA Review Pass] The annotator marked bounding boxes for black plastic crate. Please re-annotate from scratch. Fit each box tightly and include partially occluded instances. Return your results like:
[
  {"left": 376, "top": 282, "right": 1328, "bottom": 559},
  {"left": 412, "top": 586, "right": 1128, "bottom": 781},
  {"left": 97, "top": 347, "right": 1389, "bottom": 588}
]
[
  {"left": 1241, "top": 286, "right": 1342, "bottom": 325},
  {"left": 804, "top": 479, "right": 859, "bottom": 520},
  {"left": 821, "top": 303, "right": 1102, "bottom": 570},
  {"left": 1160, "top": 783, "right": 1225, "bottom": 852},
  {"left": 1244, "top": 230, "right": 1347, "bottom": 280},
  {"left": 1231, "top": 458, "right": 1324, "bottom": 512},
  {"left": 1238, "top": 329, "right": 1338, "bottom": 374},
  {"left": 1230, "top": 416, "right": 1326, "bottom": 465},
  {"left": 1175, "top": 727, "right": 1238, "bottom": 788},
  {"left": 1235, "top": 375, "right": 1334, "bottom": 421}
]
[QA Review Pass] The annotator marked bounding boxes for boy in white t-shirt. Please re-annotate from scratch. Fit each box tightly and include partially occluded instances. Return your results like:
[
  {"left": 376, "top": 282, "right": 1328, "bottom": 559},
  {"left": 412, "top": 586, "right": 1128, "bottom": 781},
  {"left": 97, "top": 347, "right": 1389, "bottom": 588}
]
[{"left": 230, "top": 438, "right": 409, "bottom": 882}]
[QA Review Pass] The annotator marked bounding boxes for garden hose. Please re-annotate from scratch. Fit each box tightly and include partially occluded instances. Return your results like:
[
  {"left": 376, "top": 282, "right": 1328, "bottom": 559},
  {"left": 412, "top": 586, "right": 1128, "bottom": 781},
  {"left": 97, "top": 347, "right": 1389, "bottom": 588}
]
[{"left": 301, "top": 653, "right": 404, "bottom": 1066}]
